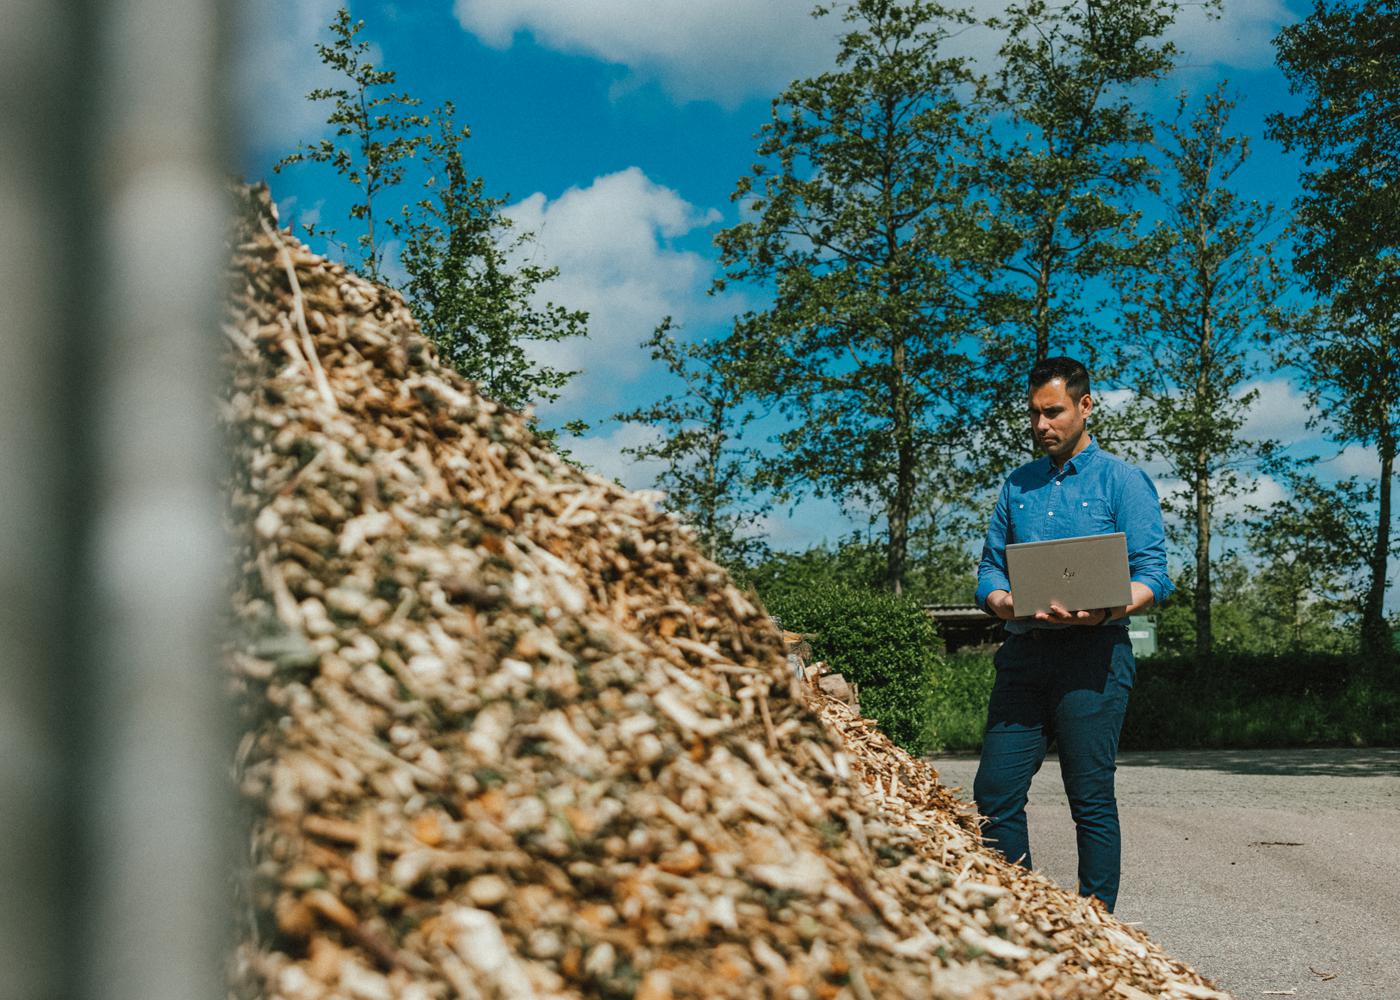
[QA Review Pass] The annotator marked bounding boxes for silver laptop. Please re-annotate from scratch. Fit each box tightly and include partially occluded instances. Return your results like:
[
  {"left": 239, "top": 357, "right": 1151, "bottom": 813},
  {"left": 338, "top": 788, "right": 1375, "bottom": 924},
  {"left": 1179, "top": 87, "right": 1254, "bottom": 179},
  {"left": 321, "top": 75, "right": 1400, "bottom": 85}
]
[{"left": 1006, "top": 532, "right": 1132, "bottom": 618}]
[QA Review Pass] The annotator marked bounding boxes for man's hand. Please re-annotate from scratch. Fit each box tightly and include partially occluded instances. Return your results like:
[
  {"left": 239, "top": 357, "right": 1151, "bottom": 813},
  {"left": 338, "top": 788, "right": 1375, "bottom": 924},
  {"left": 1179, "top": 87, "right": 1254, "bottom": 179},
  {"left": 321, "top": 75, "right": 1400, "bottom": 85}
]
[
  {"left": 986, "top": 590, "right": 1016, "bottom": 620},
  {"left": 1034, "top": 602, "right": 1111, "bottom": 626}
]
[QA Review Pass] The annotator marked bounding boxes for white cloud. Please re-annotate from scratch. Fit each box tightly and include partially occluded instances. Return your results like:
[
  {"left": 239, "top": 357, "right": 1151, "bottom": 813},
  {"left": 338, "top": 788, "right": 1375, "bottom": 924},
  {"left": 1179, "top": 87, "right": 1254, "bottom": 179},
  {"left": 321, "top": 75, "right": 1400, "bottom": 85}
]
[
  {"left": 959, "top": 0, "right": 1292, "bottom": 74},
  {"left": 503, "top": 167, "right": 724, "bottom": 411},
  {"left": 298, "top": 199, "right": 325, "bottom": 229},
  {"left": 1157, "top": 471, "right": 1287, "bottom": 527},
  {"left": 233, "top": 0, "right": 342, "bottom": 152},
  {"left": 1095, "top": 387, "right": 1138, "bottom": 421},
  {"left": 1237, "top": 378, "right": 1315, "bottom": 445},
  {"left": 1327, "top": 442, "right": 1380, "bottom": 480},
  {"left": 565, "top": 422, "right": 665, "bottom": 490},
  {"left": 452, "top": 0, "right": 1286, "bottom": 108},
  {"left": 453, "top": 0, "right": 842, "bottom": 106},
  {"left": 1229, "top": 472, "right": 1288, "bottom": 516},
  {"left": 1165, "top": 0, "right": 1293, "bottom": 72},
  {"left": 753, "top": 498, "right": 861, "bottom": 552}
]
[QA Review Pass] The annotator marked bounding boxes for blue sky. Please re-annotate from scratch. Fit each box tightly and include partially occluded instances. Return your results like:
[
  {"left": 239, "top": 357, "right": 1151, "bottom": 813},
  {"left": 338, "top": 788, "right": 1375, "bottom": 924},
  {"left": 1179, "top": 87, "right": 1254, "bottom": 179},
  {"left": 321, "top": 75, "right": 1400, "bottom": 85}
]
[{"left": 235, "top": 0, "right": 1393, "bottom": 602}]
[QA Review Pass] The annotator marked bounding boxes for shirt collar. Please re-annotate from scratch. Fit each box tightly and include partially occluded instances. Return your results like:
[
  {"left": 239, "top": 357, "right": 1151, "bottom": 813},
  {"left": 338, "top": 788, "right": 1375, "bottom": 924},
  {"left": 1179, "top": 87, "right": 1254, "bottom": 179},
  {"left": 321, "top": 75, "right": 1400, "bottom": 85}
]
[{"left": 1047, "top": 436, "right": 1098, "bottom": 477}]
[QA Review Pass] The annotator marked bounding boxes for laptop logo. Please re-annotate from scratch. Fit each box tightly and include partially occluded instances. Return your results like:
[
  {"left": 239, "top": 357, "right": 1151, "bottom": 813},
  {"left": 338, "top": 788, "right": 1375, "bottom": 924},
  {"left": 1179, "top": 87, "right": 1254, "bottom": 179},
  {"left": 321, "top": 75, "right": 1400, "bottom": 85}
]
[{"left": 1062, "top": 568, "right": 1076, "bottom": 580}]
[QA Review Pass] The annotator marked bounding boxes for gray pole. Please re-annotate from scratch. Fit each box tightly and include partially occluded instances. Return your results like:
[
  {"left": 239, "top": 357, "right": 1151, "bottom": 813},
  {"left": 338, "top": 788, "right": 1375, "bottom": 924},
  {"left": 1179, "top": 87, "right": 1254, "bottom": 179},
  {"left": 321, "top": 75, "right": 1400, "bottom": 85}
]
[
  {"left": 0, "top": 3, "right": 80, "bottom": 997},
  {"left": 0, "top": 2, "right": 232, "bottom": 999}
]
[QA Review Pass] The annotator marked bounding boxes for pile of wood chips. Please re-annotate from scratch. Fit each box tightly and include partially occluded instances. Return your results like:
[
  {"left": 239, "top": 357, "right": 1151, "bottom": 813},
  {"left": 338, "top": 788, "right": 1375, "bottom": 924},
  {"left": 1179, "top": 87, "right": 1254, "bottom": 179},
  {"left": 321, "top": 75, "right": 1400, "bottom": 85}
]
[{"left": 224, "top": 184, "right": 1232, "bottom": 1000}]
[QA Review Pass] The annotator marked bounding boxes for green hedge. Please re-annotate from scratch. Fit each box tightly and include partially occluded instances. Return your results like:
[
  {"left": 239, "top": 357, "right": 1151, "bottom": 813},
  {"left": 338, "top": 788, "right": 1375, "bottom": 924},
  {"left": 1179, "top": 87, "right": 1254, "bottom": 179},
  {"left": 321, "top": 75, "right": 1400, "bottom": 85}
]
[
  {"left": 1121, "top": 651, "right": 1400, "bottom": 748},
  {"left": 765, "top": 585, "right": 942, "bottom": 756},
  {"left": 923, "top": 648, "right": 1400, "bottom": 752},
  {"left": 925, "top": 651, "right": 996, "bottom": 752}
]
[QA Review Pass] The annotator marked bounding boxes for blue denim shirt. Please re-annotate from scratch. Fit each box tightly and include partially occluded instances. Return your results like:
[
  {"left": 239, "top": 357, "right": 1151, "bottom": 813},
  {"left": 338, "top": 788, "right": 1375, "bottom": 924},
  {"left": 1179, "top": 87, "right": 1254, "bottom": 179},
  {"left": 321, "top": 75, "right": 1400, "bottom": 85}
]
[{"left": 974, "top": 438, "right": 1173, "bottom": 634}]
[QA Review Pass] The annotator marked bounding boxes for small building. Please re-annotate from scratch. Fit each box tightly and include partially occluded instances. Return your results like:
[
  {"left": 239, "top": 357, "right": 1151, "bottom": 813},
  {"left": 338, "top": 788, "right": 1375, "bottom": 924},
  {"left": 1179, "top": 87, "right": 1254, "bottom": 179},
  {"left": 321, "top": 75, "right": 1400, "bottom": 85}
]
[{"left": 922, "top": 604, "right": 1003, "bottom": 653}]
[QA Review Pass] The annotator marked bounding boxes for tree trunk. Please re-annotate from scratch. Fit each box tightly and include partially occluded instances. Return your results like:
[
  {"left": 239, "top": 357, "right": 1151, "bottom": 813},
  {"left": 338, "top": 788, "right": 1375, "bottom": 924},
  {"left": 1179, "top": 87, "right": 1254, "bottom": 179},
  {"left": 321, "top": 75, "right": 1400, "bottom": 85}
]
[
  {"left": 1292, "top": 573, "right": 1303, "bottom": 652},
  {"left": 1193, "top": 290, "right": 1214, "bottom": 659},
  {"left": 1361, "top": 431, "right": 1394, "bottom": 656},
  {"left": 701, "top": 398, "right": 724, "bottom": 563},
  {"left": 1194, "top": 460, "right": 1213, "bottom": 658},
  {"left": 880, "top": 144, "right": 912, "bottom": 594},
  {"left": 887, "top": 440, "right": 914, "bottom": 597},
  {"left": 1033, "top": 236, "right": 1053, "bottom": 365},
  {"left": 887, "top": 340, "right": 914, "bottom": 596},
  {"left": 1029, "top": 242, "right": 1053, "bottom": 460}
]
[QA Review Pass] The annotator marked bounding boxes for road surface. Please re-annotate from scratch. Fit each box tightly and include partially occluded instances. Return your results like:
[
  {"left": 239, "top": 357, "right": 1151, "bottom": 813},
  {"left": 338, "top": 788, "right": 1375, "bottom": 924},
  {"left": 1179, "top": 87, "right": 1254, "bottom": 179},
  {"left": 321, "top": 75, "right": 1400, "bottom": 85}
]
[{"left": 929, "top": 748, "right": 1400, "bottom": 1000}]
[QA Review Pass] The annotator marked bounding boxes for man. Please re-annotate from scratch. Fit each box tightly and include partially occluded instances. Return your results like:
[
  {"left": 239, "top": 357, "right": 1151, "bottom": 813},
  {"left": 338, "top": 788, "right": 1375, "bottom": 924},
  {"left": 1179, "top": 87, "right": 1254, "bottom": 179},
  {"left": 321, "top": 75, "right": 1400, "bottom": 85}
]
[{"left": 972, "top": 356, "right": 1171, "bottom": 913}]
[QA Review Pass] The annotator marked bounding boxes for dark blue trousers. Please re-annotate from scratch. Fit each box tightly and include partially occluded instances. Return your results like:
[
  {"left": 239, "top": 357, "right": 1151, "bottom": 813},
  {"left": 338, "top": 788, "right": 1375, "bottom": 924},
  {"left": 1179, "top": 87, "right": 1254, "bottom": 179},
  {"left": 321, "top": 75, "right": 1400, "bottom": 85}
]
[{"left": 972, "top": 627, "right": 1136, "bottom": 911}]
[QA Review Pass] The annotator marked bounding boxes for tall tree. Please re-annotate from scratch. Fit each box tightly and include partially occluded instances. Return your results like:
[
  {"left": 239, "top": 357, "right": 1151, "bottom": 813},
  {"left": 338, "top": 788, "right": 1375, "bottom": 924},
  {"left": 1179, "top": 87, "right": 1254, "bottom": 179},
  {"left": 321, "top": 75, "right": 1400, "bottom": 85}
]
[
  {"left": 714, "top": 0, "right": 983, "bottom": 593},
  {"left": 275, "top": 7, "right": 427, "bottom": 281},
  {"left": 1267, "top": 0, "right": 1400, "bottom": 655},
  {"left": 277, "top": 9, "right": 589, "bottom": 427},
  {"left": 1113, "top": 88, "right": 1287, "bottom": 657},
  {"left": 400, "top": 103, "right": 588, "bottom": 417},
  {"left": 974, "top": 0, "right": 1199, "bottom": 461},
  {"left": 1247, "top": 474, "right": 1374, "bottom": 652},
  {"left": 612, "top": 321, "right": 769, "bottom": 568}
]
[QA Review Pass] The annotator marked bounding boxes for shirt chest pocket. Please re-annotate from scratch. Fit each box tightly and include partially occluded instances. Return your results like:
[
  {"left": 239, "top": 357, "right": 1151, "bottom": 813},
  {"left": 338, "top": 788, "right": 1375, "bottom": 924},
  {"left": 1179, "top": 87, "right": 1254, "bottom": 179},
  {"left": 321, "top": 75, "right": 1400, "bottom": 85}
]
[{"left": 1077, "top": 497, "right": 1117, "bottom": 533}]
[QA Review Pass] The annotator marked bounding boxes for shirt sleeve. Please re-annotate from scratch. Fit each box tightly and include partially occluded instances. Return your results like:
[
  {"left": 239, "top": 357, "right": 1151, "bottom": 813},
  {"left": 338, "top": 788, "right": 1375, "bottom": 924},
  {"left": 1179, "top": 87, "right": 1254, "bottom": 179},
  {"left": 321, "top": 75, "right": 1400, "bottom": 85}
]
[
  {"left": 1116, "top": 467, "right": 1173, "bottom": 605},
  {"left": 974, "top": 480, "right": 1013, "bottom": 612}
]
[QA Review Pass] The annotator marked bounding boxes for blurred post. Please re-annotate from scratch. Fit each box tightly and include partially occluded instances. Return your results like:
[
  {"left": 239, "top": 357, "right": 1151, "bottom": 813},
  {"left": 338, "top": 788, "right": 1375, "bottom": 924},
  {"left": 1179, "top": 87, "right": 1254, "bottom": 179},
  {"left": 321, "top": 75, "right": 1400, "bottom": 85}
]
[
  {"left": 0, "top": 3, "right": 78, "bottom": 997},
  {"left": 0, "top": 2, "right": 231, "bottom": 999}
]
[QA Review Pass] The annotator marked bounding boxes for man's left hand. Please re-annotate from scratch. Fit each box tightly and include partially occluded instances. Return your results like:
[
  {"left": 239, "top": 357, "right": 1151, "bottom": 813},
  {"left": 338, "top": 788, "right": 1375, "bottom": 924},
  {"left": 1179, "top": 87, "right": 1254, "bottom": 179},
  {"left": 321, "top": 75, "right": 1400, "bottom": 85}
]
[{"left": 1034, "top": 603, "right": 1108, "bottom": 626}]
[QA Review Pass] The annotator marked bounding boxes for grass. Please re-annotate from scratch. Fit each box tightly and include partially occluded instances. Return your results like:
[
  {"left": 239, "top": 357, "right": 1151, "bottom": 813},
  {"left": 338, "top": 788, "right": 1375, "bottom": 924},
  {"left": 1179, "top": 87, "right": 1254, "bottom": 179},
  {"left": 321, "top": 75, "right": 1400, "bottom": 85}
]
[
  {"left": 925, "top": 651, "right": 996, "bottom": 752},
  {"left": 923, "top": 648, "right": 1400, "bottom": 753}
]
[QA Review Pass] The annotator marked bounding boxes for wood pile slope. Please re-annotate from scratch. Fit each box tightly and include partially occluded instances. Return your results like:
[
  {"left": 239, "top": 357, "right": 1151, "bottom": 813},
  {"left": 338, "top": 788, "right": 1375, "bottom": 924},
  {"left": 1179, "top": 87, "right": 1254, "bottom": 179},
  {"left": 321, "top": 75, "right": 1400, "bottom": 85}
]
[{"left": 224, "top": 185, "right": 1231, "bottom": 1000}]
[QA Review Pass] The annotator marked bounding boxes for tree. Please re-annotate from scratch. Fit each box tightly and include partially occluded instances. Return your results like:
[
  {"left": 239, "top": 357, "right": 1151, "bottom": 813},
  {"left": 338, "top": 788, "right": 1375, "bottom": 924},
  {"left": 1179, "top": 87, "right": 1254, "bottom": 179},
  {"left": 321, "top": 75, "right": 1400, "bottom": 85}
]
[
  {"left": 973, "top": 0, "right": 1203, "bottom": 462},
  {"left": 1156, "top": 547, "right": 1353, "bottom": 656},
  {"left": 1267, "top": 0, "right": 1400, "bottom": 654},
  {"left": 277, "top": 9, "right": 589, "bottom": 428},
  {"left": 275, "top": 7, "right": 427, "bottom": 281},
  {"left": 1112, "top": 87, "right": 1288, "bottom": 657},
  {"left": 742, "top": 531, "right": 974, "bottom": 606},
  {"left": 399, "top": 103, "right": 588, "bottom": 417},
  {"left": 613, "top": 321, "right": 769, "bottom": 568},
  {"left": 1267, "top": 311, "right": 1399, "bottom": 654},
  {"left": 742, "top": 535, "right": 888, "bottom": 605},
  {"left": 1246, "top": 474, "right": 1374, "bottom": 650},
  {"left": 714, "top": 0, "right": 984, "bottom": 594}
]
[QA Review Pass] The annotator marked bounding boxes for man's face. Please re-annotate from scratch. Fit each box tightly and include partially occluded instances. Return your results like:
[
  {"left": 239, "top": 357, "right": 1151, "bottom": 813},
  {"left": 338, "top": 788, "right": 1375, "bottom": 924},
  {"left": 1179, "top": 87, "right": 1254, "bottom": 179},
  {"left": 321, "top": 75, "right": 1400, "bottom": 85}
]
[{"left": 1028, "top": 378, "right": 1092, "bottom": 460}]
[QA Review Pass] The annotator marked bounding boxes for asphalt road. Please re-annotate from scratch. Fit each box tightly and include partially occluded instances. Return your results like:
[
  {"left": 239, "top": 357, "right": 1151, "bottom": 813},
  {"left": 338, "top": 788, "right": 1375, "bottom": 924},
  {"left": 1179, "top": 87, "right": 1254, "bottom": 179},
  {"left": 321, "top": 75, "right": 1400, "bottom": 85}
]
[{"left": 929, "top": 748, "right": 1400, "bottom": 1000}]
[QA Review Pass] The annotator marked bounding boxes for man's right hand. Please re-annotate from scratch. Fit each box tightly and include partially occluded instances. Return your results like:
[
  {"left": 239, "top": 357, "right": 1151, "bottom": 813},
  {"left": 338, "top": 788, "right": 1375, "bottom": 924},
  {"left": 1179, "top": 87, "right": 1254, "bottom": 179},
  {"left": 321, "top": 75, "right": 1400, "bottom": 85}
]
[{"left": 986, "top": 590, "right": 1016, "bottom": 620}]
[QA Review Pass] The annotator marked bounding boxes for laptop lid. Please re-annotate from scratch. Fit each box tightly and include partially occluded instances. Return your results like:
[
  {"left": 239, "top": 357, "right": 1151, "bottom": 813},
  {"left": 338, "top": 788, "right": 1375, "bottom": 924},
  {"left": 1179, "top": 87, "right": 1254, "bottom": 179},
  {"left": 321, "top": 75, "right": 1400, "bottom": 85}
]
[{"left": 1006, "top": 532, "right": 1132, "bottom": 618}]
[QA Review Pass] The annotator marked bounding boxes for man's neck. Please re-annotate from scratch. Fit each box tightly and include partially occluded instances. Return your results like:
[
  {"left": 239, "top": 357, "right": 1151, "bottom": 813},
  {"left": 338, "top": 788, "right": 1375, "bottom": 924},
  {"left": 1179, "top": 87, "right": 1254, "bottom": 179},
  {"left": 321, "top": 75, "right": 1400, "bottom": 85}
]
[{"left": 1050, "top": 433, "right": 1091, "bottom": 470}]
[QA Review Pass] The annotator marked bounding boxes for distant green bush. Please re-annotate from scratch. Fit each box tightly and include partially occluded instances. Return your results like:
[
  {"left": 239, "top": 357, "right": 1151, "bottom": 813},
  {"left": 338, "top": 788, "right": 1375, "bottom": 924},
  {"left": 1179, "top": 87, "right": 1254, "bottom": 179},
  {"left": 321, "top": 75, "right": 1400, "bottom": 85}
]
[
  {"left": 1123, "top": 651, "right": 1400, "bottom": 748},
  {"left": 917, "top": 648, "right": 1400, "bottom": 753},
  {"left": 765, "top": 585, "right": 942, "bottom": 756},
  {"left": 925, "top": 651, "right": 995, "bottom": 752}
]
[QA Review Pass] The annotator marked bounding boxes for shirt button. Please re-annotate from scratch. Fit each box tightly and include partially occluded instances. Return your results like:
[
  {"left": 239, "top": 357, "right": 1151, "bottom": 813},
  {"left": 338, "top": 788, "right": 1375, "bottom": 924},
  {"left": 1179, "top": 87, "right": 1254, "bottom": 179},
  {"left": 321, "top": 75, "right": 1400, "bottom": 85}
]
[
  {"left": 1047, "top": 511, "right": 1054, "bottom": 517},
  {"left": 1054, "top": 480, "right": 1061, "bottom": 486}
]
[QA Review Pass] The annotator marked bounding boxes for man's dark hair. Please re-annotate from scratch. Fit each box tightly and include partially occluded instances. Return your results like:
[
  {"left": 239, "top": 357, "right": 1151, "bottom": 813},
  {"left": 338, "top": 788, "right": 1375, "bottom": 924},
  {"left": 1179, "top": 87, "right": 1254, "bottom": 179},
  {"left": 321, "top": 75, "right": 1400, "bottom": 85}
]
[{"left": 1029, "top": 356, "right": 1091, "bottom": 400}]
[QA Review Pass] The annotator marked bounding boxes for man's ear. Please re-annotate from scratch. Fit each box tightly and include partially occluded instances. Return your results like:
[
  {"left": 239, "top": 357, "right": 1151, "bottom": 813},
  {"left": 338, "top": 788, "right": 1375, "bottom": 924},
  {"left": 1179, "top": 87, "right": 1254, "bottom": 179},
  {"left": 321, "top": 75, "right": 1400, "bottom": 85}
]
[{"left": 1080, "top": 393, "right": 1093, "bottom": 416}]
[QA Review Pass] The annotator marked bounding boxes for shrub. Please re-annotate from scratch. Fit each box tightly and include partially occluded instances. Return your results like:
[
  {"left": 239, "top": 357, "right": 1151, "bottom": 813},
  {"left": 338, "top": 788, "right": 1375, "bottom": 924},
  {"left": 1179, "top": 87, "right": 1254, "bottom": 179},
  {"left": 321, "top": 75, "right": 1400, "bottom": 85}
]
[
  {"left": 1123, "top": 650, "right": 1400, "bottom": 748},
  {"left": 911, "top": 648, "right": 1400, "bottom": 755},
  {"left": 764, "top": 585, "right": 942, "bottom": 756},
  {"left": 925, "top": 651, "right": 995, "bottom": 752}
]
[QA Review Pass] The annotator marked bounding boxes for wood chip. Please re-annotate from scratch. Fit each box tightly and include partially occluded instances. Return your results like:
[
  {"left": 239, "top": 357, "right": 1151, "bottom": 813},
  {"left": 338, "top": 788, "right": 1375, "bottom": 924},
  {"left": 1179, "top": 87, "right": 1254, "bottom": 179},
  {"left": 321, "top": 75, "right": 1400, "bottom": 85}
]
[{"left": 225, "top": 183, "right": 1238, "bottom": 1000}]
